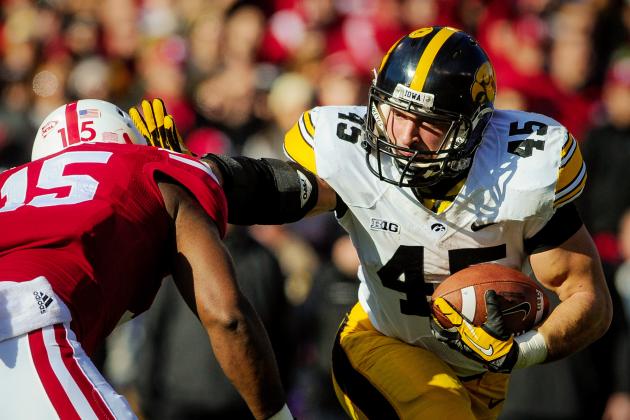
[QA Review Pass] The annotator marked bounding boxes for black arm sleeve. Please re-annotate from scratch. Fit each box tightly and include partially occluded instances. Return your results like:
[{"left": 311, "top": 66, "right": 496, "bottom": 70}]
[
  {"left": 201, "top": 154, "right": 320, "bottom": 225},
  {"left": 524, "top": 202, "right": 583, "bottom": 255}
]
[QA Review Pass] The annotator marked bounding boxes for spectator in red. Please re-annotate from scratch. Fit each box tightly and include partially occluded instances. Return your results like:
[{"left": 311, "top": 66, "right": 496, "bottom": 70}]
[{"left": 579, "top": 48, "right": 630, "bottom": 264}]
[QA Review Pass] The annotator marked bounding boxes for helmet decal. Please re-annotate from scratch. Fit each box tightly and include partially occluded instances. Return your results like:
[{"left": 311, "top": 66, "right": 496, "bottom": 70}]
[
  {"left": 78, "top": 108, "right": 102, "bottom": 119},
  {"left": 40, "top": 120, "right": 59, "bottom": 138},
  {"left": 410, "top": 27, "right": 459, "bottom": 92},
  {"left": 472, "top": 61, "right": 496, "bottom": 104},
  {"left": 392, "top": 84, "right": 435, "bottom": 109},
  {"left": 408, "top": 27, "right": 434, "bottom": 38}
]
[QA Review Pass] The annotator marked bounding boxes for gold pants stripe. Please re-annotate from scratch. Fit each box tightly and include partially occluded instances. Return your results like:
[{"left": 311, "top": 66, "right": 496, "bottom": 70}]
[{"left": 332, "top": 314, "right": 399, "bottom": 419}]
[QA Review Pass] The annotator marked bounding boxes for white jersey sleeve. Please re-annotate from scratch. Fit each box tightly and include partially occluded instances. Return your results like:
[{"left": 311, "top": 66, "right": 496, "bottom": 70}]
[{"left": 284, "top": 106, "right": 389, "bottom": 207}]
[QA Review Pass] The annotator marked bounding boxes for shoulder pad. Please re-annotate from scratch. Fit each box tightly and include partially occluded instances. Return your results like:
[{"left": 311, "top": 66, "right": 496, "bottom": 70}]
[
  {"left": 466, "top": 110, "right": 571, "bottom": 224},
  {"left": 284, "top": 107, "right": 320, "bottom": 173}
]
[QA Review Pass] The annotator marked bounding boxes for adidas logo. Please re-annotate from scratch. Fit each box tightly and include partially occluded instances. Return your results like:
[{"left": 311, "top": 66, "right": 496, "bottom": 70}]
[{"left": 33, "top": 291, "right": 53, "bottom": 314}]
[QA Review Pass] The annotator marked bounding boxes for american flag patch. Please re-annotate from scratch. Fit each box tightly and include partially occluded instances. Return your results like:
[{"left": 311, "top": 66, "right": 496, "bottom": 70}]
[
  {"left": 102, "top": 132, "right": 119, "bottom": 142},
  {"left": 79, "top": 108, "right": 101, "bottom": 119}
]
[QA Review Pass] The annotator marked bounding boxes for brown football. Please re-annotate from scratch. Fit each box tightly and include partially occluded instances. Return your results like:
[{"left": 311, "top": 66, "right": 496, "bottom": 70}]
[{"left": 431, "top": 263, "right": 549, "bottom": 334}]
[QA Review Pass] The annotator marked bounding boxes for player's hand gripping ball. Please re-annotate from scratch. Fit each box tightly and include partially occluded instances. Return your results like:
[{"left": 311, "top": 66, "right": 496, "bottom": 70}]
[{"left": 430, "top": 263, "right": 549, "bottom": 372}]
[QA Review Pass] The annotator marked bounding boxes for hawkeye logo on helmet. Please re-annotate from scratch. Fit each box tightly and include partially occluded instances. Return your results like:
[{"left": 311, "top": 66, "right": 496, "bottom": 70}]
[
  {"left": 471, "top": 62, "right": 496, "bottom": 104},
  {"left": 409, "top": 27, "right": 434, "bottom": 38},
  {"left": 393, "top": 84, "right": 434, "bottom": 109}
]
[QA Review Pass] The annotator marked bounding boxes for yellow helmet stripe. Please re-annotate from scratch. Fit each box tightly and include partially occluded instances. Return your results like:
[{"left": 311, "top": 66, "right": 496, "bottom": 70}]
[{"left": 410, "top": 27, "right": 459, "bottom": 91}]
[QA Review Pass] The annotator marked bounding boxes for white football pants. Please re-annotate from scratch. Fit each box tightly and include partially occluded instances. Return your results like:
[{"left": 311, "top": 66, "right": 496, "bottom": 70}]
[{"left": 0, "top": 323, "right": 136, "bottom": 419}]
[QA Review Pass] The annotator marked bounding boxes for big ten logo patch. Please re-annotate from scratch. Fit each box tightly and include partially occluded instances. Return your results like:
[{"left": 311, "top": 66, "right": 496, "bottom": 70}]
[{"left": 370, "top": 218, "right": 400, "bottom": 234}]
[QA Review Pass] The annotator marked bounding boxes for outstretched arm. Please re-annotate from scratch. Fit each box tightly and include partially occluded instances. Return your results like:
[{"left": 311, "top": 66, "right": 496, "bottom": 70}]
[
  {"left": 530, "top": 225, "right": 613, "bottom": 361},
  {"left": 202, "top": 154, "right": 337, "bottom": 224},
  {"left": 131, "top": 98, "right": 337, "bottom": 225},
  {"left": 158, "top": 180, "right": 290, "bottom": 419}
]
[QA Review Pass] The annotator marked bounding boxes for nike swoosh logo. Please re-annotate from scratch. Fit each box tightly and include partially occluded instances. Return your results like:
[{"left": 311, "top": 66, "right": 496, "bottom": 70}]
[
  {"left": 502, "top": 301, "right": 531, "bottom": 321},
  {"left": 463, "top": 322, "right": 494, "bottom": 356},
  {"left": 488, "top": 398, "right": 505, "bottom": 409},
  {"left": 467, "top": 336, "right": 494, "bottom": 356},
  {"left": 470, "top": 221, "right": 497, "bottom": 232}
]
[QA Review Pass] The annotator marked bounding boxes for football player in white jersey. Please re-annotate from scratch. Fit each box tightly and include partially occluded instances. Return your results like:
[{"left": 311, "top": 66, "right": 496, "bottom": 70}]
[{"left": 134, "top": 26, "right": 612, "bottom": 420}]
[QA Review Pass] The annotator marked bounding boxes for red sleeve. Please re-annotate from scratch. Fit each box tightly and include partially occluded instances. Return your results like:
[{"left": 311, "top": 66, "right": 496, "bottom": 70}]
[{"left": 144, "top": 152, "right": 228, "bottom": 238}]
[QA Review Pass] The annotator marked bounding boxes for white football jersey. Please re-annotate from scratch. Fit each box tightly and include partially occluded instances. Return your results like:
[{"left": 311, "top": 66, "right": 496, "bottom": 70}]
[{"left": 284, "top": 105, "right": 585, "bottom": 376}]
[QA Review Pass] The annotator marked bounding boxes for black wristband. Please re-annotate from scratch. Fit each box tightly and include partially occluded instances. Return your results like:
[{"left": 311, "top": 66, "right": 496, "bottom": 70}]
[{"left": 201, "top": 154, "right": 319, "bottom": 225}]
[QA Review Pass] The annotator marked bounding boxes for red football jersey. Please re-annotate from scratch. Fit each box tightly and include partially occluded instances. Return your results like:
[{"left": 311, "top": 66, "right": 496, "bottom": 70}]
[{"left": 0, "top": 143, "right": 227, "bottom": 354}]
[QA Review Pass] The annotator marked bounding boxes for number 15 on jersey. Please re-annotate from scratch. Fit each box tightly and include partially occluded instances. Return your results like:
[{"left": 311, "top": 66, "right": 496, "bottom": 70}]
[{"left": 0, "top": 151, "right": 111, "bottom": 212}]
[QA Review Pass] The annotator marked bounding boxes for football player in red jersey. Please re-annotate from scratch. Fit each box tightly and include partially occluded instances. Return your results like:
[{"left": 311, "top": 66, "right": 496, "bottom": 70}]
[{"left": 0, "top": 99, "right": 292, "bottom": 420}]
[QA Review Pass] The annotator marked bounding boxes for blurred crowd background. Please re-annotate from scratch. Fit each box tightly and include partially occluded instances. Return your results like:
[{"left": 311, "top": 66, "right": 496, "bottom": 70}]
[{"left": 3, "top": 0, "right": 630, "bottom": 419}]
